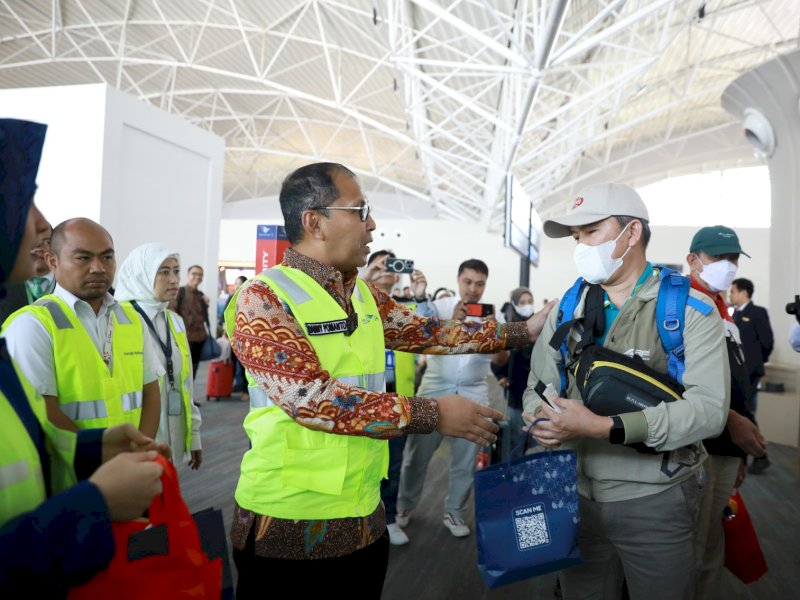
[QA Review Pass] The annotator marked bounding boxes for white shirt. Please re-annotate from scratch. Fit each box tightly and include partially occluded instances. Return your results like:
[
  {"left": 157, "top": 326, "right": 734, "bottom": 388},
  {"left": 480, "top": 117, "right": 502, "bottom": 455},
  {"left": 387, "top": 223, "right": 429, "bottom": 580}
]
[
  {"left": 416, "top": 295, "right": 503, "bottom": 405},
  {"left": 3, "top": 284, "right": 163, "bottom": 396}
]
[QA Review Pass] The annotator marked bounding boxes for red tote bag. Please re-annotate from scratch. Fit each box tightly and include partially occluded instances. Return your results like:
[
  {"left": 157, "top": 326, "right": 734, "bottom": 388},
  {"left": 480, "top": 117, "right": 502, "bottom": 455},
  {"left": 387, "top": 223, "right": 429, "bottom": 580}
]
[
  {"left": 722, "top": 490, "right": 768, "bottom": 584},
  {"left": 69, "top": 455, "right": 222, "bottom": 600}
]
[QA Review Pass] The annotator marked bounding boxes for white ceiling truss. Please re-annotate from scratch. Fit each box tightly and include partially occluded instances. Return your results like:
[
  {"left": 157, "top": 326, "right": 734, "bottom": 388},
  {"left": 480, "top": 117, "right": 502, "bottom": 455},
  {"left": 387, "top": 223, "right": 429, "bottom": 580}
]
[{"left": 0, "top": 0, "right": 796, "bottom": 228}]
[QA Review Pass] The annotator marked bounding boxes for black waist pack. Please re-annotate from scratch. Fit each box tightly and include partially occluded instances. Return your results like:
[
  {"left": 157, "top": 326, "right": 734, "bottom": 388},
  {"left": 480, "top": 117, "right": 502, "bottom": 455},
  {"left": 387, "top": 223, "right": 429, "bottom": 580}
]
[{"left": 572, "top": 345, "right": 684, "bottom": 417}]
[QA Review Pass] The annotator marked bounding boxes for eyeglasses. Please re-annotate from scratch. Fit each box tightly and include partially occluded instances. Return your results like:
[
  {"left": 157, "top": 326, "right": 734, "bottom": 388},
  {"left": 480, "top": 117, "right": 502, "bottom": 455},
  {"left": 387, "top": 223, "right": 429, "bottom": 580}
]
[{"left": 311, "top": 203, "right": 371, "bottom": 222}]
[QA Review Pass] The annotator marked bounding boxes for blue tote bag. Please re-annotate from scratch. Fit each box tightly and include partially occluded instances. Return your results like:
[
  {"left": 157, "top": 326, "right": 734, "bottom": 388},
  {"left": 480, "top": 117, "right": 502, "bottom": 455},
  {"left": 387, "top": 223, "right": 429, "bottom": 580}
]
[{"left": 474, "top": 427, "right": 582, "bottom": 589}]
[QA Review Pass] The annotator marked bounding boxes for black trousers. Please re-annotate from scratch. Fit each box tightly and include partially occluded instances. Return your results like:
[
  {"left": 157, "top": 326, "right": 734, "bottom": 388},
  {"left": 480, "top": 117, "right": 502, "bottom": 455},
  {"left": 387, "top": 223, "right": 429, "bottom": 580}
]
[
  {"left": 189, "top": 340, "right": 204, "bottom": 380},
  {"left": 234, "top": 525, "right": 389, "bottom": 599}
]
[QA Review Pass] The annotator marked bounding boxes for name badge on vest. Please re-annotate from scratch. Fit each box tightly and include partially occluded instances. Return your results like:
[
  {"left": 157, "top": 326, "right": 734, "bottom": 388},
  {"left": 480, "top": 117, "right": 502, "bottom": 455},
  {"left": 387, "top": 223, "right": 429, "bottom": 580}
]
[{"left": 306, "top": 312, "right": 359, "bottom": 337}]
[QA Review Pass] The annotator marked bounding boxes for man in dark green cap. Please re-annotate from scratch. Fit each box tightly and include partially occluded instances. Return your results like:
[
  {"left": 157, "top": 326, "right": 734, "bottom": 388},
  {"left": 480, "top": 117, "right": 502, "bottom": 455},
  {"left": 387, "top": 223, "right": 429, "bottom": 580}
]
[{"left": 686, "top": 225, "right": 766, "bottom": 600}]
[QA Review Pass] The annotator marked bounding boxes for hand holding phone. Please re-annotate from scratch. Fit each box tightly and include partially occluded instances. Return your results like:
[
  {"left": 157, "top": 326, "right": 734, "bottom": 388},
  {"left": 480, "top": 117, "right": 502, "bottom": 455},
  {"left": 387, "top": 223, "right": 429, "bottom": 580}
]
[
  {"left": 536, "top": 382, "right": 564, "bottom": 414},
  {"left": 464, "top": 302, "right": 494, "bottom": 318}
]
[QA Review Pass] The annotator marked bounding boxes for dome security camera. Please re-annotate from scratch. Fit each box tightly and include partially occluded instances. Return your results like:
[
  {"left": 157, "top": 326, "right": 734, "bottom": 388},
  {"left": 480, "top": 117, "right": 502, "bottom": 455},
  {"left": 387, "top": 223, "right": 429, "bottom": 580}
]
[{"left": 742, "top": 107, "right": 776, "bottom": 161}]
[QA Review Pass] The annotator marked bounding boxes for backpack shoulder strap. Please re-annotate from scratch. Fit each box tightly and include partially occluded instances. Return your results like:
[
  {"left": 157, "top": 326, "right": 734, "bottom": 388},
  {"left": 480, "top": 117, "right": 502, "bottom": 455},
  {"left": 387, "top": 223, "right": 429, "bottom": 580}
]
[
  {"left": 549, "top": 277, "right": 588, "bottom": 395},
  {"left": 654, "top": 266, "right": 713, "bottom": 384}
]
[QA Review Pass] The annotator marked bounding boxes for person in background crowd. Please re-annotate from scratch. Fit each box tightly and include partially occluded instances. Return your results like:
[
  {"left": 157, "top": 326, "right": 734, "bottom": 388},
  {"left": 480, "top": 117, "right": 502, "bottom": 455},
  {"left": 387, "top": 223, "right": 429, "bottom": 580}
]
[
  {"left": 0, "top": 221, "right": 54, "bottom": 323},
  {"left": 0, "top": 117, "right": 167, "bottom": 598},
  {"left": 362, "top": 249, "right": 434, "bottom": 546},
  {"left": 729, "top": 277, "right": 774, "bottom": 474},
  {"left": 790, "top": 321, "right": 800, "bottom": 352},
  {"left": 168, "top": 264, "right": 209, "bottom": 380},
  {"left": 226, "top": 275, "right": 248, "bottom": 399},
  {"left": 115, "top": 243, "right": 204, "bottom": 470},
  {"left": 432, "top": 287, "right": 456, "bottom": 301},
  {"left": 686, "top": 226, "right": 766, "bottom": 599},
  {"left": 397, "top": 258, "right": 511, "bottom": 540},
  {"left": 491, "top": 286, "right": 536, "bottom": 449}
]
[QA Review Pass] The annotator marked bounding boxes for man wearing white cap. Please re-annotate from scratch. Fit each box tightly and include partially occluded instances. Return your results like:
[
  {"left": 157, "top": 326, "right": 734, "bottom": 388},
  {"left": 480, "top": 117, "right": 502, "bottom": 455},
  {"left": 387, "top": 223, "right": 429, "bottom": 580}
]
[{"left": 523, "top": 183, "right": 730, "bottom": 600}]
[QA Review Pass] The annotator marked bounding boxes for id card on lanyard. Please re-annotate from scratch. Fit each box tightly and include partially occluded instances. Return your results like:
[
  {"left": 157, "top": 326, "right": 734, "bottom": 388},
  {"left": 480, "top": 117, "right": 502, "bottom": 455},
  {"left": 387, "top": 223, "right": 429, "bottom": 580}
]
[{"left": 131, "top": 301, "right": 182, "bottom": 416}]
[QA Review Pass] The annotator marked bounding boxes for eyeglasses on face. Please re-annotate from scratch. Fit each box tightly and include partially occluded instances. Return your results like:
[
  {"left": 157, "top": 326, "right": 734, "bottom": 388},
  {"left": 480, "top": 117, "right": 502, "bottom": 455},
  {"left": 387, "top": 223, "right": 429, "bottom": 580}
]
[{"left": 311, "top": 203, "right": 371, "bottom": 222}]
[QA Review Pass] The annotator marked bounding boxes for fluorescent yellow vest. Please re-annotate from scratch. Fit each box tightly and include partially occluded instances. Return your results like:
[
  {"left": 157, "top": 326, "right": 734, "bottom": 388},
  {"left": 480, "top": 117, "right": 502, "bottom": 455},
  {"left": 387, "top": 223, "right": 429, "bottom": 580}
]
[
  {"left": 0, "top": 362, "right": 77, "bottom": 527},
  {"left": 385, "top": 301, "right": 416, "bottom": 397},
  {"left": 121, "top": 304, "right": 194, "bottom": 453},
  {"left": 227, "top": 266, "right": 389, "bottom": 519},
  {"left": 392, "top": 350, "right": 416, "bottom": 396},
  {"left": 166, "top": 311, "right": 195, "bottom": 453},
  {"left": 4, "top": 296, "right": 145, "bottom": 430}
]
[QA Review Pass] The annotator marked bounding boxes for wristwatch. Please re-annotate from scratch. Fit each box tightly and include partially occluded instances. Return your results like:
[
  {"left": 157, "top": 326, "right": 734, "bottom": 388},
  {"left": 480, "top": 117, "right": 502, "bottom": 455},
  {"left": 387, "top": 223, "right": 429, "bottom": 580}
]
[{"left": 609, "top": 415, "right": 625, "bottom": 445}]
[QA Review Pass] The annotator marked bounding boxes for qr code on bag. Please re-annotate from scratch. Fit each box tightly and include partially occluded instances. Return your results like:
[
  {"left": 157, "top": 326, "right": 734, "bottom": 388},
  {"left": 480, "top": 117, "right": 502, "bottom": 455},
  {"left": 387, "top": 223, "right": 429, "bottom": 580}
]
[{"left": 513, "top": 503, "right": 550, "bottom": 550}]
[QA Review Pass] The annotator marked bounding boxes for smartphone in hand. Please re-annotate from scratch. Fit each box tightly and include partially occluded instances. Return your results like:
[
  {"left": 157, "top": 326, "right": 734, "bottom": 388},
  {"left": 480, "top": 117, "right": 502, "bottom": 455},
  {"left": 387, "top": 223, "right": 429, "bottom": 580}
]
[
  {"left": 536, "top": 382, "right": 564, "bottom": 414},
  {"left": 464, "top": 302, "right": 494, "bottom": 318}
]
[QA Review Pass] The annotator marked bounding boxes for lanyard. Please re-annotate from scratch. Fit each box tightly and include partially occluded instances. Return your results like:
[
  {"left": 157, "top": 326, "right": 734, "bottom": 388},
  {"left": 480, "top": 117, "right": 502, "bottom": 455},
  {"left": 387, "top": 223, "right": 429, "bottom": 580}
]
[
  {"left": 101, "top": 309, "right": 115, "bottom": 368},
  {"left": 131, "top": 301, "right": 175, "bottom": 389}
]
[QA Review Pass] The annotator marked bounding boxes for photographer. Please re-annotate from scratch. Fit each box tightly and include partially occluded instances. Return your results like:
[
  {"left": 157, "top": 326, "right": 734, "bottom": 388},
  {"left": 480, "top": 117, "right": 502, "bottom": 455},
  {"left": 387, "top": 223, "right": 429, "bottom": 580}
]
[{"left": 362, "top": 250, "right": 433, "bottom": 546}]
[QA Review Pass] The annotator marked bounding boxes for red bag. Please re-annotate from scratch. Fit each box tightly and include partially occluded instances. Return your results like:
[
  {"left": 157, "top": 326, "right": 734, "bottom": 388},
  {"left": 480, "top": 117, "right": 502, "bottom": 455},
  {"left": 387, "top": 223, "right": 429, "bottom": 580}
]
[
  {"left": 722, "top": 490, "right": 768, "bottom": 584},
  {"left": 69, "top": 455, "right": 222, "bottom": 600}
]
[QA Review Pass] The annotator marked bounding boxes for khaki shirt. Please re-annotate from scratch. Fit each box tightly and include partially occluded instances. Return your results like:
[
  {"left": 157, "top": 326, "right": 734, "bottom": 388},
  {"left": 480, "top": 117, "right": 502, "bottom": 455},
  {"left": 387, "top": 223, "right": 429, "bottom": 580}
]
[{"left": 523, "top": 268, "right": 730, "bottom": 502}]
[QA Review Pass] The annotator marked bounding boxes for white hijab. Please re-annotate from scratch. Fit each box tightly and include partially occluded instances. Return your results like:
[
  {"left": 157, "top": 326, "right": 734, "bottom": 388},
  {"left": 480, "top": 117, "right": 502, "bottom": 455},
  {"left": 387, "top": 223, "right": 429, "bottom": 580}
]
[{"left": 114, "top": 243, "right": 180, "bottom": 319}]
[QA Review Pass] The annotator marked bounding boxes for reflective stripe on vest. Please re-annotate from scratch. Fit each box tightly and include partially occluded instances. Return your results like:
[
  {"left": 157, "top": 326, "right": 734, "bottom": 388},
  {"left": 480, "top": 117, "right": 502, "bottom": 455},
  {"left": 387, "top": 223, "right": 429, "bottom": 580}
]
[
  {"left": 262, "top": 268, "right": 312, "bottom": 304},
  {"left": 121, "top": 391, "right": 143, "bottom": 413},
  {"left": 60, "top": 399, "right": 108, "bottom": 421},
  {"left": 234, "top": 266, "right": 389, "bottom": 520},
  {"left": 0, "top": 460, "right": 30, "bottom": 489},
  {"left": 0, "top": 364, "right": 78, "bottom": 527},
  {"left": 6, "top": 296, "right": 146, "bottom": 430}
]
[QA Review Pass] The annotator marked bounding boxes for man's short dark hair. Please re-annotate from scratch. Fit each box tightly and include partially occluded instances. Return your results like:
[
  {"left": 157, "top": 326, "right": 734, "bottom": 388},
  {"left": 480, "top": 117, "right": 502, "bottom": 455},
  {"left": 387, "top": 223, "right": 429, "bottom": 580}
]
[
  {"left": 615, "top": 215, "right": 651, "bottom": 248},
  {"left": 458, "top": 259, "right": 489, "bottom": 277},
  {"left": 732, "top": 277, "right": 754, "bottom": 298},
  {"left": 235, "top": 275, "right": 247, "bottom": 285},
  {"left": 280, "top": 162, "right": 358, "bottom": 244},
  {"left": 368, "top": 249, "right": 395, "bottom": 266},
  {"left": 187, "top": 265, "right": 203, "bottom": 274}
]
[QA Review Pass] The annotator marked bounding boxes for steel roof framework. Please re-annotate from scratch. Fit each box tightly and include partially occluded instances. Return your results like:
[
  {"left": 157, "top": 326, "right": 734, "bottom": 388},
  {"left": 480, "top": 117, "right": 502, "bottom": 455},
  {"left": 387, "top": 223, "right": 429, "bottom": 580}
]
[{"left": 0, "top": 0, "right": 794, "bottom": 226}]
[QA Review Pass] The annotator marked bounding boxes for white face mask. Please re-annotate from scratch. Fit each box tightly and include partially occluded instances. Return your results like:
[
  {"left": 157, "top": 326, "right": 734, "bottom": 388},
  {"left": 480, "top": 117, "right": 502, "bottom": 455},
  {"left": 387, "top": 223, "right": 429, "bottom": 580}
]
[
  {"left": 573, "top": 223, "right": 631, "bottom": 284},
  {"left": 513, "top": 303, "right": 534, "bottom": 318},
  {"left": 696, "top": 257, "right": 738, "bottom": 293}
]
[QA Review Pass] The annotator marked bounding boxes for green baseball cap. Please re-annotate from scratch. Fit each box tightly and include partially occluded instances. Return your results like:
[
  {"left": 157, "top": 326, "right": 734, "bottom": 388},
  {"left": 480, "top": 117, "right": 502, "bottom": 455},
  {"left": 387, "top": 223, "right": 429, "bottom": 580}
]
[{"left": 690, "top": 225, "right": 750, "bottom": 258}]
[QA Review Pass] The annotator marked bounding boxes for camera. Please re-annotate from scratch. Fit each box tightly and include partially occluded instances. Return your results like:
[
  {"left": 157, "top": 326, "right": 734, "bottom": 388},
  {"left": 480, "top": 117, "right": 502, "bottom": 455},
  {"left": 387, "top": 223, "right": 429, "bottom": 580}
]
[
  {"left": 786, "top": 294, "right": 800, "bottom": 324},
  {"left": 385, "top": 258, "right": 415, "bottom": 274}
]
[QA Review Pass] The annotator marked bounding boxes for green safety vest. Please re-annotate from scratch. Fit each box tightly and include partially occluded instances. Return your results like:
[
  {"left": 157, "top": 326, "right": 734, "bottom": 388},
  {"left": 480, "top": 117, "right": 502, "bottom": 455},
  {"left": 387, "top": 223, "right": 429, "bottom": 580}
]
[
  {"left": 4, "top": 296, "right": 146, "bottom": 430},
  {"left": 0, "top": 362, "right": 77, "bottom": 527},
  {"left": 166, "top": 311, "right": 195, "bottom": 453},
  {"left": 390, "top": 349, "right": 416, "bottom": 396},
  {"left": 225, "top": 266, "right": 389, "bottom": 519},
  {"left": 121, "top": 304, "right": 195, "bottom": 453}
]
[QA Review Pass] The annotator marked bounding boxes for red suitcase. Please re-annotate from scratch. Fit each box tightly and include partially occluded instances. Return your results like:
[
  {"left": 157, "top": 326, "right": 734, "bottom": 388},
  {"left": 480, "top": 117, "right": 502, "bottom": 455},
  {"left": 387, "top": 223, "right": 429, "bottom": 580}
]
[{"left": 206, "top": 360, "right": 234, "bottom": 401}]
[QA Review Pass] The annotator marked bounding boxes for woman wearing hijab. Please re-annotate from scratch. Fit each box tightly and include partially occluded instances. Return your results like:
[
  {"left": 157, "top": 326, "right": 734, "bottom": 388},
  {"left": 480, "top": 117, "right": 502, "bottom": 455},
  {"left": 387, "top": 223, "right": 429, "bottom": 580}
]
[
  {"left": 115, "top": 244, "right": 203, "bottom": 469},
  {"left": 491, "top": 287, "right": 536, "bottom": 449},
  {"left": 0, "top": 119, "right": 166, "bottom": 596}
]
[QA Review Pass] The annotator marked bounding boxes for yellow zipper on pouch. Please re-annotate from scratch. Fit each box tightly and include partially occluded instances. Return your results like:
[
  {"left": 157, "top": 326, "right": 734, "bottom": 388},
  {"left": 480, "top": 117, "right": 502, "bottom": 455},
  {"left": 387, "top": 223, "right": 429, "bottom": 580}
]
[{"left": 582, "top": 360, "right": 683, "bottom": 401}]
